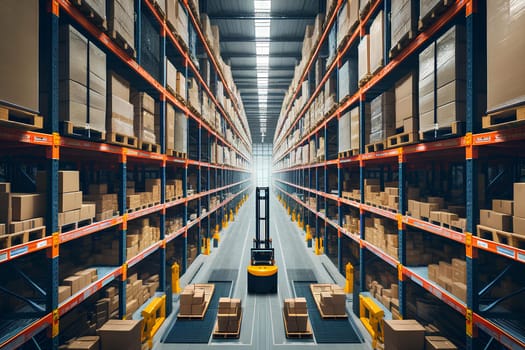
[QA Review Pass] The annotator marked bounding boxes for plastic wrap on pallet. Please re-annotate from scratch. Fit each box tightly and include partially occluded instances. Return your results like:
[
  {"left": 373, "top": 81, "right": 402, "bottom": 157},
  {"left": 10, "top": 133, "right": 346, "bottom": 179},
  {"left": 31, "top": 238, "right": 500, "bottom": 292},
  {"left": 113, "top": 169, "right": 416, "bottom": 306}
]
[
  {"left": 487, "top": 0, "right": 525, "bottom": 112},
  {"left": 327, "top": 24, "right": 337, "bottom": 65},
  {"left": 391, "top": 0, "right": 417, "bottom": 48},
  {"left": 339, "top": 61, "right": 350, "bottom": 101},
  {"left": 337, "top": 1, "right": 349, "bottom": 46},
  {"left": 108, "top": 0, "right": 134, "bottom": 49},
  {"left": 369, "top": 92, "right": 395, "bottom": 144},
  {"left": 0, "top": 0, "right": 39, "bottom": 112},
  {"left": 339, "top": 111, "right": 351, "bottom": 153},
  {"left": 174, "top": 110, "right": 187, "bottom": 154},
  {"left": 436, "top": 25, "right": 466, "bottom": 127},
  {"left": 141, "top": 11, "right": 160, "bottom": 81},
  {"left": 395, "top": 72, "right": 418, "bottom": 130},
  {"left": 369, "top": 10, "right": 384, "bottom": 74},
  {"left": 163, "top": 103, "right": 175, "bottom": 151},
  {"left": 419, "top": 0, "right": 442, "bottom": 20},
  {"left": 166, "top": 59, "right": 177, "bottom": 93},
  {"left": 358, "top": 35, "right": 370, "bottom": 81},
  {"left": 132, "top": 92, "right": 156, "bottom": 144},
  {"left": 419, "top": 42, "right": 435, "bottom": 133}
]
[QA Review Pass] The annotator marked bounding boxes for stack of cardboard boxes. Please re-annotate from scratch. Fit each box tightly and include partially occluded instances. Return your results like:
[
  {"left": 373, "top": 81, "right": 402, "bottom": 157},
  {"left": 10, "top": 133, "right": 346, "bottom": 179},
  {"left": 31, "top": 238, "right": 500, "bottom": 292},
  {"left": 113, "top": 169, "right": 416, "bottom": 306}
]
[
  {"left": 125, "top": 273, "right": 159, "bottom": 319},
  {"left": 315, "top": 285, "right": 346, "bottom": 316},
  {"left": 84, "top": 184, "right": 119, "bottom": 222},
  {"left": 168, "top": 0, "right": 189, "bottom": 46},
  {"left": 365, "top": 217, "right": 399, "bottom": 259},
  {"left": 37, "top": 170, "right": 96, "bottom": 228},
  {"left": 98, "top": 319, "right": 142, "bottom": 350},
  {"left": 188, "top": 78, "right": 200, "bottom": 114},
  {"left": 107, "top": 0, "right": 135, "bottom": 51},
  {"left": 59, "top": 336, "right": 101, "bottom": 350},
  {"left": 167, "top": 179, "right": 184, "bottom": 199},
  {"left": 514, "top": 183, "right": 525, "bottom": 236},
  {"left": 369, "top": 11, "right": 384, "bottom": 74},
  {"left": 358, "top": 35, "right": 371, "bottom": 84},
  {"left": 369, "top": 281, "right": 400, "bottom": 317},
  {"left": 408, "top": 195, "right": 467, "bottom": 232},
  {"left": 336, "top": 0, "right": 359, "bottom": 48},
  {"left": 94, "top": 286, "right": 120, "bottom": 328},
  {"left": 59, "top": 268, "right": 99, "bottom": 303},
  {"left": 107, "top": 72, "right": 134, "bottom": 141},
  {"left": 343, "top": 214, "right": 359, "bottom": 234},
  {"left": 425, "top": 336, "right": 458, "bottom": 350},
  {"left": 131, "top": 92, "right": 157, "bottom": 146},
  {"left": 59, "top": 25, "right": 107, "bottom": 134},
  {"left": 166, "top": 216, "right": 184, "bottom": 234},
  {"left": 0, "top": 182, "right": 45, "bottom": 246},
  {"left": 283, "top": 298, "right": 309, "bottom": 333},
  {"left": 428, "top": 258, "right": 467, "bottom": 301},
  {"left": 126, "top": 217, "right": 161, "bottom": 258},
  {"left": 369, "top": 91, "right": 395, "bottom": 145},
  {"left": 394, "top": 72, "right": 418, "bottom": 137},
  {"left": 217, "top": 297, "right": 242, "bottom": 333},
  {"left": 179, "top": 284, "right": 208, "bottom": 316},
  {"left": 390, "top": 0, "right": 417, "bottom": 56}
]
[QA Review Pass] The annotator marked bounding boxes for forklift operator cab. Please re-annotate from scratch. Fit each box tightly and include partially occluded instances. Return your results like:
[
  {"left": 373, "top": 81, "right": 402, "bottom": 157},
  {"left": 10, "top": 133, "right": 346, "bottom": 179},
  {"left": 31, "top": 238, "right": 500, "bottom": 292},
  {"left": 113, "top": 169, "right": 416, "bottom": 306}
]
[{"left": 247, "top": 187, "right": 278, "bottom": 293}]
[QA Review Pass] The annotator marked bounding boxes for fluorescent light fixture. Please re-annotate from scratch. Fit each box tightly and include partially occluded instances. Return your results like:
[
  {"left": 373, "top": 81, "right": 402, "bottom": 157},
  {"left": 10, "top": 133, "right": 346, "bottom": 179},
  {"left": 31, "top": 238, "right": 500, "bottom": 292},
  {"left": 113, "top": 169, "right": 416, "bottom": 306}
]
[
  {"left": 254, "top": 0, "right": 271, "bottom": 13},
  {"left": 256, "top": 42, "right": 270, "bottom": 55},
  {"left": 254, "top": 19, "right": 271, "bottom": 38},
  {"left": 257, "top": 70, "right": 269, "bottom": 79},
  {"left": 256, "top": 56, "right": 269, "bottom": 66},
  {"left": 257, "top": 79, "right": 269, "bottom": 86}
]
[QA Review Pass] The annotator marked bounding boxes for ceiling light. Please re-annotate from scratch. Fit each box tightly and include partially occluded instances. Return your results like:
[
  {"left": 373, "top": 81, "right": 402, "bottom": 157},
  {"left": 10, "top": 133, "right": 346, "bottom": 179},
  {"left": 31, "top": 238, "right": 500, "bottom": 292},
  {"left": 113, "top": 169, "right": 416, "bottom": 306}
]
[
  {"left": 256, "top": 56, "right": 269, "bottom": 66},
  {"left": 254, "top": 0, "right": 271, "bottom": 13}
]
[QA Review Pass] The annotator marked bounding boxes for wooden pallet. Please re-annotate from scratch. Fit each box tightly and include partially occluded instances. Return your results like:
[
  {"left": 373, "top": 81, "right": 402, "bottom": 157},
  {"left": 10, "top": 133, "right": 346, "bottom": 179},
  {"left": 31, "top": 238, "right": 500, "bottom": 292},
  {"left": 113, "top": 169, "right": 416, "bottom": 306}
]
[
  {"left": 108, "top": 29, "right": 136, "bottom": 58},
  {"left": 309, "top": 284, "right": 348, "bottom": 319},
  {"left": 482, "top": 106, "right": 525, "bottom": 130},
  {"left": 95, "top": 210, "right": 119, "bottom": 222},
  {"left": 178, "top": 284, "right": 215, "bottom": 319},
  {"left": 419, "top": 121, "right": 464, "bottom": 141},
  {"left": 372, "top": 62, "right": 384, "bottom": 76},
  {"left": 338, "top": 149, "right": 359, "bottom": 159},
  {"left": 387, "top": 132, "right": 419, "bottom": 148},
  {"left": 147, "top": 0, "right": 166, "bottom": 19},
  {"left": 167, "top": 149, "right": 187, "bottom": 158},
  {"left": 477, "top": 225, "right": 525, "bottom": 249},
  {"left": 0, "top": 105, "right": 43, "bottom": 130},
  {"left": 418, "top": 0, "right": 454, "bottom": 31},
  {"left": 60, "top": 121, "right": 106, "bottom": 141},
  {"left": 212, "top": 309, "right": 242, "bottom": 338},
  {"left": 60, "top": 218, "right": 94, "bottom": 233},
  {"left": 0, "top": 226, "right": 46, "bottom": 250},
  {"left": 70, "top": 0, "right": 108, "bottom": 30},
  {"left": 389, "top": 30, "right": 416, "bottom": 59},
  {"left": 139, "top": 141, "right": 161, "bottom": 153},
  {"left": 365, "top": 141, "right": 385, "bottom": 153},
  {"left": 282, "top": 309, "right": 313, "bottom": 338},
  {"left": 106, "top": 132, "right": 138, "bottom": 148}
]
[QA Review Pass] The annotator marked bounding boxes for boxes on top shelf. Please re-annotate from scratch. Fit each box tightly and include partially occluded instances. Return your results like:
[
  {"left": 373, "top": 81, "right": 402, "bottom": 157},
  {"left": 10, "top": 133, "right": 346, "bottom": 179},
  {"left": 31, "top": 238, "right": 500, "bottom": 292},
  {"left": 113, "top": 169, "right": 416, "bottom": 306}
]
[
  {"left": 369, "top": 10, "right": 384, "bottom": 74},
  {"left": 108, "top": 0, "right": 135, "bottom": 50},
  {"left": 486, "top": 0, "right": 525, "bottom": 113},
  {"left": 0, "top": 0, "right": 39, "bottom": 112},
  {"left": 419, "top": 42, "right": 435, "bottom": 133},
  {"left": 107, "top": 71, "right": 134, "bottom": 138},
  {"left": 131, "top": 92, "right": 156, "bottom": 145},
  {"left": 358, "top": 35, "right": 371, "bottom": 83},
  {"left": 391, "top": 0, "right": 417, "bottom": 53},
  {"left": 395, "top": 72, "right": 418, "bottom": 133}
]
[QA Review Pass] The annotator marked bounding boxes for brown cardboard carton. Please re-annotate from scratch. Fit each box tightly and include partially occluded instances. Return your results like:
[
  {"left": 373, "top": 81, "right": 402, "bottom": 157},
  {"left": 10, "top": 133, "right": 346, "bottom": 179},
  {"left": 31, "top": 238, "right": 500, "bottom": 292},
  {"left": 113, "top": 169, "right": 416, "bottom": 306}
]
[
  {"left": 420, "top": 202, "right": 440, "bottom": 219},
  {"left": 180, "top": 290, "right": 194, "bottom": 305},
  {"left": 383, "top": 319, "right": 425, "bottom": 350},
  {"left": 492, "top": 199, "right": 514, "bottom": 216},
  {"left": 58, "top": 209, "right": 81, "bottom": 226},
  {"left": 408, "top": 200, "right": 421, "bottom": 219},
  {"left": 439, "top": 261, "right": 453, "bottom": 280},
  {"left": 179, "top": 304, "right": 191, "bottom": 315},
  {"left": 451, "top": 282, "right": 466, "bottom": 302},
  {"left": 58, "top": 285, "right": 72, "bottom": 304},
  {"left": 514, "top": 183, "right": 525, "bottom": 218},
  {"left": 67, "top": 339, "right": 99, "bottom": 350},
  {"left": 98, "top": 319, "right": 142, "bottom": 350},
  {"left": 63, "top": 275, "right": 83, "bottom": 295},
  {"left": 191, "top": 302, "right": 205, "bottom": 315},
  {"left": 479, "top": 209, "right": 512, "bottom": 231},
  {"left": 36, "top": 170, "right": 80, "bottom": 193},
  {"left": 0, "top": 183, "right": 11, "bottom": 193},
  {"left": 11, "top": 194, "right": 45, "bottom": 221},
  {"left": 59, "top": 191, "right": 83, "bottom": 212},
  {"left": 487, "top": 0, "right": 525, "bottom": 112},
  {"left": 514, "top": 216, "right": 525, "bottom": 235},
  {"left": 80, "top": 203, "right": 96, "bottom": 221},
  {"left": 425, "top": 336, "right": 458, "bottom": 350}
]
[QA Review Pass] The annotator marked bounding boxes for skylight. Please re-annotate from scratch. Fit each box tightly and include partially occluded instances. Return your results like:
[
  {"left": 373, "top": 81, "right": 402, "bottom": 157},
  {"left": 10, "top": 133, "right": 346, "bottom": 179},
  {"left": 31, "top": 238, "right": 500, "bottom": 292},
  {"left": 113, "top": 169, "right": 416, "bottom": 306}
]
[
  {"left": 254, "top": 0, "right": 271, "bottom": 141},
  {"left": 254, "top": 1, "right": 271, "bottom": 13}
]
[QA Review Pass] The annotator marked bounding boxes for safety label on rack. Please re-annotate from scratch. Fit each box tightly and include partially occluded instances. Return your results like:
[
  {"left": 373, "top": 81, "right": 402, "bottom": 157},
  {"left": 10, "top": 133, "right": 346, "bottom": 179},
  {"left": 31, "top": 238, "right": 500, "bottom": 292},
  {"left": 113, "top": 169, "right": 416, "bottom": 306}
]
[
  {"left": 37, "top": 241, "right": 47, "bottom": 249},
  {"left": 518, "top": 253, "right": 525, "bottom": 263},
  {"left": 10, "top": 246, "right": 28, "bottom": 258},
  {"left": 0, "top": 252, "right": 7, "bottom": 262}
]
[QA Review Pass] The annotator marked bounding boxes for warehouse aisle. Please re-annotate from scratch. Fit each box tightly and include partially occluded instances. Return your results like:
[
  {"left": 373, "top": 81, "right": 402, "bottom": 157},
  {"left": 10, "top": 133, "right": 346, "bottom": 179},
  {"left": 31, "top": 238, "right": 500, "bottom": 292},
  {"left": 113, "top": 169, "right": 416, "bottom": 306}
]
[{"left": 155, "top": 190, "right": 371, "bottom": 349}]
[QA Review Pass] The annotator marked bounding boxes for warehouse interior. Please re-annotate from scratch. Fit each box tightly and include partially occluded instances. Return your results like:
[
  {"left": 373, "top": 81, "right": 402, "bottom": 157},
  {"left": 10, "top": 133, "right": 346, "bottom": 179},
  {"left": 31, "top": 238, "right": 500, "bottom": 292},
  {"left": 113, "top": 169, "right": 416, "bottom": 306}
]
[{"left": 0, "top": 0, "right": 524, "bottom": 349}]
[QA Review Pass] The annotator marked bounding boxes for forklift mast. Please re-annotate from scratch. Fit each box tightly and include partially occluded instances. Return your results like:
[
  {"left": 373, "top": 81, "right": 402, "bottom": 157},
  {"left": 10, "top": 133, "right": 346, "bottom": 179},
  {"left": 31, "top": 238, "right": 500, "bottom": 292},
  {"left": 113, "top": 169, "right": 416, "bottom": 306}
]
[{"left": 254, "top": 187, "right": 271, "bottom": 249}]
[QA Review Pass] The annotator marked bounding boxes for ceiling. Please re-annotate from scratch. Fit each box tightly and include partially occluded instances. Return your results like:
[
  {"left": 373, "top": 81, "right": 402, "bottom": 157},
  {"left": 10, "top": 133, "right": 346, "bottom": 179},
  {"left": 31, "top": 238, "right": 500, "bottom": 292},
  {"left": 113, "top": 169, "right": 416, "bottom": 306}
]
[{"left": 200, "top": 0, "right": 321, "bottom": 144}]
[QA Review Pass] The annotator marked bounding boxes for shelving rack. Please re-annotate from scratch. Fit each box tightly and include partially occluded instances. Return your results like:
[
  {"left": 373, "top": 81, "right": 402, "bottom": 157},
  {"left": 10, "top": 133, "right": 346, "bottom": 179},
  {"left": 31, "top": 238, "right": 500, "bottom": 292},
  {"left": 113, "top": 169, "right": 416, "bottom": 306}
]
[
  {"left": 273, "top": 1, "right": 525, "bottom": 349},
  {"left": 0, "top": 1, "right": 252, "bottom": 349}
]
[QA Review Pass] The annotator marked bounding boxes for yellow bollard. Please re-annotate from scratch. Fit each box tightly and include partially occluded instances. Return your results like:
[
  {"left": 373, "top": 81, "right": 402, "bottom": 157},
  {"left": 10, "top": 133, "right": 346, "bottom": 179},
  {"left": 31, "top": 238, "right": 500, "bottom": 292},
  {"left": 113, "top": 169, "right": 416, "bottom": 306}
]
[
  {"left": 171, "top": 263, "right": 181, "bottom": 294},
  {"left": 297, "top": 213, "right": 302, "bottom": 228},
  {"left": 315, "top": 237, "right": 324, "bottom": 255},
  {"left": 213, "top": 224, "right": 220, "bottom": 243},
  {"left": 345, "top": 262, "right": 354, "bottom": 293},
  {"left": 305, "top": 225, "right": 312, "bottom": 242},
  {"left": 229, "top": 209, "right": 234, "bottom": 222},
  {"left": 291, "top": 209, "right": 296, "bottom": 222},
  {"left": 202, "top": 237, "right": 210, "bottom": 255},
  {"left": 222, "top": 216, "right": 228, "bottom": 229}
]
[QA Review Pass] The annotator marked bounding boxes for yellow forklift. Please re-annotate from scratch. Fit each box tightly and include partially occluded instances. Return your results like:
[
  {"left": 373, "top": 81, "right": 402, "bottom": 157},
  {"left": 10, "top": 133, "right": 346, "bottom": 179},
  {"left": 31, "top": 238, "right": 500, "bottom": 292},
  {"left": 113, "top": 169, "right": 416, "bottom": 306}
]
[{"left": 247, "top": 187, "right": 278, "bottom": 293}]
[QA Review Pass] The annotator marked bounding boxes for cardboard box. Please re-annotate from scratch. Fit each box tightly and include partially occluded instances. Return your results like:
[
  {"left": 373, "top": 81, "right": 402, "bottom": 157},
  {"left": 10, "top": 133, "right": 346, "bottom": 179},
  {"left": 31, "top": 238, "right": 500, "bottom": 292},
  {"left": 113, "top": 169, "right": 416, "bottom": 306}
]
[
  {"left": 487, "top": 0, "right": 525, "bottom": 112},
  {"left": 11, "top": 193, "right": 45, "bottom": 221},
  {"left": 59, "top": 191, "right": 83, "bottom": 212},
  {"left": 98, "top": 319, "right": 142, "bottom": 350},
  {"left": 479, "top": 209, "right": 512, "bottom": 231},
  {"left": 384, "top": 319, "right": 425, "bottom": 350},
  {"left": 37, "top": 170, "right": 80, "bottom": 193},
  {"left": 80, "top": 203, "right": 96, "bottom": 221},
  {"left": 514, "top": 183, "right": 525, "bottom": 218},
  {"left": 425, "top": 336, "right": 458, "bottom": 350},
  {"left": 513, "top": 216, "right": 525, "bottom": 235},
  {"left": 420, "top": 202, "right": 440, "bottom": 219},
  {"left": 58, "top": 209, "right": 81, "bottom": 226},
  {"left": 63, "top": 275, "right": 83, "bottom": 295},
  {"left": 0, "top": 183, "right": 11, "bottom": 193},
  {"left": 451, "top": 282, "right": 466, "bottom": 302},
  {"left": 492, "top": 199, "right": 514, "bottom": 216},
  {"left": 58, "top": 285, "right": 72, "bottom": 304},
  {"left": 191, "top": 302, "right": 205, "bottom": 315}
]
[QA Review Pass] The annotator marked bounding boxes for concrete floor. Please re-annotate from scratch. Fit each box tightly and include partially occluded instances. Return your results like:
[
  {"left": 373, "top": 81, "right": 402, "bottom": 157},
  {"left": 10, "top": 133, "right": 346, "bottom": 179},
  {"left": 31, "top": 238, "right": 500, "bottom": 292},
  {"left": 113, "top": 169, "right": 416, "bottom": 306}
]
[{"left": 153, "top": 190, "right": 373, "bottom": 349}]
